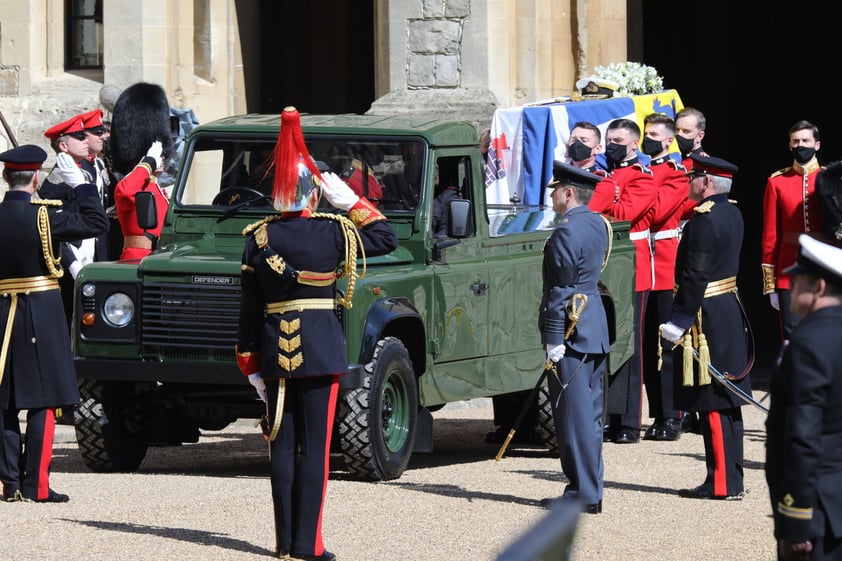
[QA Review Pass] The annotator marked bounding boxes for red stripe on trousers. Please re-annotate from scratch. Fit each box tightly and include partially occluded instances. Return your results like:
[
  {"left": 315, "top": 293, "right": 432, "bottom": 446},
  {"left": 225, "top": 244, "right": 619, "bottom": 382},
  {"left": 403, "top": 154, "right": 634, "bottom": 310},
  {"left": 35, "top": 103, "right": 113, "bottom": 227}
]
[
  {"left": 313, "top": 377, "right": 339, "bottom": 556},
  {"left": 37, "top": 408, "right": 57, "bottom": 500},
  {"left": 707, "top": 410, "right": 727, "bottom": 496}
]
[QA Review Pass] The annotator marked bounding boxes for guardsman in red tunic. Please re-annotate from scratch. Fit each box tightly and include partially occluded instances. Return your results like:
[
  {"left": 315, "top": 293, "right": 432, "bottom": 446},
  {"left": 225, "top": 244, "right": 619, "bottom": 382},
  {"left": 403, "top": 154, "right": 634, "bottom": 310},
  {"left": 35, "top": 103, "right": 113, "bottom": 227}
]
[
  {"left": 237, "top": 108, "right": 397, "bottom": 561},
  {"left": 0, "top": 145, "right": 108, "bottom": 502},
  {"left": 589, "top": 118, "right": 657, "bottom": 445},
  {"left": 762, "top": 120, "right": 824, "bottom": 341},
  {"left": 640, "top": 114, "right": 691, "bottom": 442},
  {"left": 114, "top": 141, "right": 169, "bottom": 260}
]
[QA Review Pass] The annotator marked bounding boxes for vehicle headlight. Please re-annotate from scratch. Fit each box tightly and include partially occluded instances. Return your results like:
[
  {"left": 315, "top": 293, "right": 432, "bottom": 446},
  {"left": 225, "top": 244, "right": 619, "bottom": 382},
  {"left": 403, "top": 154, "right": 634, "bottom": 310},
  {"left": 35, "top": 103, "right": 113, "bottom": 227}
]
[{"left": 102, "top": 292, "right": 134, "bottom": 327}]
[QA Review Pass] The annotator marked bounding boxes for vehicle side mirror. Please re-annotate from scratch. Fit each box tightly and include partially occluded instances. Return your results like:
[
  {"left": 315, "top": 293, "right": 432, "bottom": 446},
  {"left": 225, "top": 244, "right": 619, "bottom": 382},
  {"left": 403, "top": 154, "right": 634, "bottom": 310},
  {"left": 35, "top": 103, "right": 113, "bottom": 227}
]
[
  {"left": 447, "top": 199, "right": 474, "bottom": 238},
  {"left": 135, "top": 191, "right": 158, "bottom": 230}
]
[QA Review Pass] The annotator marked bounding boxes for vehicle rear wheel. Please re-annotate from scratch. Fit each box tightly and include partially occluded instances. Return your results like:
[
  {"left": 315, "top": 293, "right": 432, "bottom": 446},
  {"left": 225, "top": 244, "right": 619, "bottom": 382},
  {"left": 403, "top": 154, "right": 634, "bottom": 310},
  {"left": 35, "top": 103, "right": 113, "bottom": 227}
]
[
  {"left": 74, "top": 379, "right": 149, "bottom": 472},
  {"left": 537, "top": 378, "right": 560, "bottom": 457},
  {"left": 337, "top": 337, "right": 418, "bottom": 481}
]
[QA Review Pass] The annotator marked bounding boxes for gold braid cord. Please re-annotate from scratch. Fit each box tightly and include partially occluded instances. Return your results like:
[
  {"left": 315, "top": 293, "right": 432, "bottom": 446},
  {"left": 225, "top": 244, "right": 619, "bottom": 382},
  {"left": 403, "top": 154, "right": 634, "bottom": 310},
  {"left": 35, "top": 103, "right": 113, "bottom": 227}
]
[
  {"left": 312, "top": 213, "right": 366, "bottom": 308},
  {"left": 598, "top": 214, "right": 614, "bottom": 272},
  {"left": 37, "top": 206, "right": 64, "bottom": 278},
  {"left": 681, "top": 312, "right": 711, "bottom": 387}
]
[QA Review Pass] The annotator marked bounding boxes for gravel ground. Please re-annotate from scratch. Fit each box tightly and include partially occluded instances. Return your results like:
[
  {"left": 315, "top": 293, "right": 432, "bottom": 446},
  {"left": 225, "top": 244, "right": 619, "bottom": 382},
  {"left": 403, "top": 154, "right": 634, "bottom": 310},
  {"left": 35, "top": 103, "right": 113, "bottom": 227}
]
[{"left": 1, "top": 392, "right": 775, "bottom": 561}]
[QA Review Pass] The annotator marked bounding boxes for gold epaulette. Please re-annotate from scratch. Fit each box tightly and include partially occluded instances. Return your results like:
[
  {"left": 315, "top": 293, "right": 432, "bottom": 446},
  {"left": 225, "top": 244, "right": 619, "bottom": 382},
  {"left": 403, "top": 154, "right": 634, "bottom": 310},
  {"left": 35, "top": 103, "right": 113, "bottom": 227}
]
[
  {"left": 770, "top": 167, "right": 791, "bottom": 179},
  {"left": 242, "top": 215, "right": 279, "bottom": 237},
  {"left": 694, "top": 200, "right": 715, "bottom": 214},
  {"left": 728, "top": 199, "right": 738, "bottom": 205},
  {"left": 30, "top": 199, "right": 62, "bottom": 207}
]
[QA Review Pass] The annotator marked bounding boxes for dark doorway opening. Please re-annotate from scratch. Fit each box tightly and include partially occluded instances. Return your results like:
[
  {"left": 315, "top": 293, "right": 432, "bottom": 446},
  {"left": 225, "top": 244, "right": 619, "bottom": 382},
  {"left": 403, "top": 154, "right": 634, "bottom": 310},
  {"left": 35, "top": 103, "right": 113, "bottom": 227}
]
[
  {"left": 638, "top": 2, "right": 841, "bottom": 369},
  {"left": 236, "top": 0, "right": 376, "bottom": 115}
]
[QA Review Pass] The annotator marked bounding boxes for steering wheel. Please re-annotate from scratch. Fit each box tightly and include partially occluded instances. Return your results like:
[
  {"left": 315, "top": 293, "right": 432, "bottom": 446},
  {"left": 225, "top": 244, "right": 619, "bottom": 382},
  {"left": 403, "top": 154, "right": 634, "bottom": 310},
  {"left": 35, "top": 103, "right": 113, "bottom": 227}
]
[{"left": 212, "top": 186, "right": 270, "bottom": 206}]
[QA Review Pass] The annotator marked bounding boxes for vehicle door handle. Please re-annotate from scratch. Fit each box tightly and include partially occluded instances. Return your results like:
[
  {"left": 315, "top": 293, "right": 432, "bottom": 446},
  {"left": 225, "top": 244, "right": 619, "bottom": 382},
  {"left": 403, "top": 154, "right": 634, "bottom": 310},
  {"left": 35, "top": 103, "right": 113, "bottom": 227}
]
[{"left": 470, "top": 282, "right": 489, "bottom": 296}]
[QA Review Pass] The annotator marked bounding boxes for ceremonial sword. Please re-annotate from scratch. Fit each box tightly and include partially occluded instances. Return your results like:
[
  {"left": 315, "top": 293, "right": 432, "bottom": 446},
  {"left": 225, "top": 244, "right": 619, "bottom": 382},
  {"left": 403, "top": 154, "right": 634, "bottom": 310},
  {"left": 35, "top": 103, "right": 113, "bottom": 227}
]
[{"left": 690, "top": 348, "right": 768, "bottom": 414}]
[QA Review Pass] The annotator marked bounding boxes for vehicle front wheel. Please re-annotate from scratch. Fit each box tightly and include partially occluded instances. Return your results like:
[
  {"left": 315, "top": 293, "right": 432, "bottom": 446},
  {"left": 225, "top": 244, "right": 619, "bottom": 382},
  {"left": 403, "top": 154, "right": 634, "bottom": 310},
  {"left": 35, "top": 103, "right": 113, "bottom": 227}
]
[
  {"left": 74, "top": 379, "right": 149, "bottom": 472},
  {"left": 337, "top": 337, "right": 418, "bottom": 481}
]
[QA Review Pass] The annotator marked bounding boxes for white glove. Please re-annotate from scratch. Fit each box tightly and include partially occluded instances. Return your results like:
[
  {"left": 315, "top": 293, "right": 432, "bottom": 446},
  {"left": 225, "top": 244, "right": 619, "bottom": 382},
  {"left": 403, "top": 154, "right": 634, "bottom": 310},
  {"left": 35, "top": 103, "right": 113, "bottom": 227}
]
[
  {"left": 247, "top": 373, "right": 267, "bottom": 403},
  {"left": 55, "top": 152, "right": 86, "bottom": 187},
  {"left": 69, "top": 260, "right": 84, "bottom": 279},
  {"left": 659, "top": 322, "right": 685, "bottom": 345},
  {"left": 546, "top": 343, "right": 566, "bottom": 363},
  {"left": 769, "top": 292, "right": 780, "bottom": 311},
  {"left": 320, "top": 171, "right": 360, "bottom": 211},
  {"left": 146, "top": 141, "right": 163, "bottom": 170}
]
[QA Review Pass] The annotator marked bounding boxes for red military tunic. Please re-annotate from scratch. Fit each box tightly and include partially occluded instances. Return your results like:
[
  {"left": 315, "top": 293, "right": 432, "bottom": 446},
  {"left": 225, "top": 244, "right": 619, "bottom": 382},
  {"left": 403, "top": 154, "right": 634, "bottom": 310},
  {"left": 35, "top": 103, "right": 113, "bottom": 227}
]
[
  {"left": 114, "top": 158, "right": 169, "bottom": 261},
  {"left": 648, "top": 156, "right": 690, "bottom": 290},
  {"left": 589, "top": 160, "right": 657, "bottom": 292},
  {"left": 761, "top": 159, "right": 824, "bottom": 292}
]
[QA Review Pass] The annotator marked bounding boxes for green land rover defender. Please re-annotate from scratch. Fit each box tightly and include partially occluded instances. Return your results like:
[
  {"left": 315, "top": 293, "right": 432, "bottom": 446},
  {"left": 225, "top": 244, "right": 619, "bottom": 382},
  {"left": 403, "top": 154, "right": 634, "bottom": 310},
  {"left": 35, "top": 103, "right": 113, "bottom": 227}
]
[{"left": 71, "top": 113, "right": 634, "bottom": 481}]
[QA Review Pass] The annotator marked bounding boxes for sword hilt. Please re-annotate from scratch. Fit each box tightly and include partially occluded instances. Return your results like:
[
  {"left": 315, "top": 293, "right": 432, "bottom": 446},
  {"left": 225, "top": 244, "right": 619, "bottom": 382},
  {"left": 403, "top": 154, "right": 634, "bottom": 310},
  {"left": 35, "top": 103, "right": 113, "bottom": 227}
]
[{"left": 564, "top": 293, "right": 588, "bottom": 340}]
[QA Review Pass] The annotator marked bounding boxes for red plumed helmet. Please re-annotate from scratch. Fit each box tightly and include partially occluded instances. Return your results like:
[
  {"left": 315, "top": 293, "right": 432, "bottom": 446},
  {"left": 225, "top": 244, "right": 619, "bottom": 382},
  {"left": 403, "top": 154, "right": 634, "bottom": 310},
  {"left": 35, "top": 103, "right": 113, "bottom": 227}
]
[{"left": 270, "top": 106, "right": 322, "bottom": 211}]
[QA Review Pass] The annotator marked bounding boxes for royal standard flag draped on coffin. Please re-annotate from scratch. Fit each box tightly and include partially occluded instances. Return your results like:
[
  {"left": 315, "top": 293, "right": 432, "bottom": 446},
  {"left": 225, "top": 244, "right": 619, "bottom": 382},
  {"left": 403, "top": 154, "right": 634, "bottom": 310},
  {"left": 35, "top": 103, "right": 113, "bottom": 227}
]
[{"left": 485, "top": 90, "right": 684, "bottom": 209}]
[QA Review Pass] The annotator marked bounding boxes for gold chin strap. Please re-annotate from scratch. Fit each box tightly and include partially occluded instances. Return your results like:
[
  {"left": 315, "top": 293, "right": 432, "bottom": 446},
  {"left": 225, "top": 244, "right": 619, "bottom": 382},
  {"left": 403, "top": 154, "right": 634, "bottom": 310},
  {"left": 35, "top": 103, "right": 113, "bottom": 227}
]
[{"left": 268, "top": 378, "right": 286, "bottom": 442}]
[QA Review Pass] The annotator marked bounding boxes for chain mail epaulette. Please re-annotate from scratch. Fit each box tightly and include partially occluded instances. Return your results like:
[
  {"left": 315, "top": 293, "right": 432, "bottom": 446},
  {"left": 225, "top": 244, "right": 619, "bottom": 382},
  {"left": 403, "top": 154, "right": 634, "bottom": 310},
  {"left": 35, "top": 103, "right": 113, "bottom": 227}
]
[
  {"left": 242, "top": 215, "right": 279, "bottom": 237},
  {"left": 30, "top": 199, "right": 62, "bottom": 206}
]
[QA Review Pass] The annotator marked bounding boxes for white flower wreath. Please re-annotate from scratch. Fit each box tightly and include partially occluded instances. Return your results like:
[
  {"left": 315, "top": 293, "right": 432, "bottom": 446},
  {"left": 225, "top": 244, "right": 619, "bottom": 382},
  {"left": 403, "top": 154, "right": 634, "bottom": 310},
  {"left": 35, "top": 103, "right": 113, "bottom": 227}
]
[{"left": 593, "top": 62, "right": 664, "bottom": 96}]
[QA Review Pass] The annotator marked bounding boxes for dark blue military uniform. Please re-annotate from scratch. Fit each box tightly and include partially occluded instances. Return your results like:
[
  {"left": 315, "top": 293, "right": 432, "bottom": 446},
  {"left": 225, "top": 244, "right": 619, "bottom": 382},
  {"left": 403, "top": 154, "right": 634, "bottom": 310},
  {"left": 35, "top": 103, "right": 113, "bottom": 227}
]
[
  {"left": 237, "top": 200, "right": 397, "bottom": 558},
  {"left": 539, "top": 162, "right": 610, "bottom": 509},
  {"left": 765, "top": 235, "right": 842, "bottom": 561},
  {"left": 40, "top": 166, "right": 111, "bottom": 325},
  {"left": 669, "top": 191, "right": 752, "bottom": 498},
  {"left": 0, "top": 144, "right": 109, "bottom": 502}
]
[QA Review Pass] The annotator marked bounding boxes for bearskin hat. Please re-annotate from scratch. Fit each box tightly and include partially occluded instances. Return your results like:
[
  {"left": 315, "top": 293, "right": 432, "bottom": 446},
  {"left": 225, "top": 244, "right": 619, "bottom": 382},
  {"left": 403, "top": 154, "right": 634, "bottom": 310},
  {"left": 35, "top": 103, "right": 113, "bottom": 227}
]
[
  {"left": 815, "top": 160, "right": 842, "bottom": 245},
  {"left": 109, "top": 82, "right": 175, "bottom": 176}
]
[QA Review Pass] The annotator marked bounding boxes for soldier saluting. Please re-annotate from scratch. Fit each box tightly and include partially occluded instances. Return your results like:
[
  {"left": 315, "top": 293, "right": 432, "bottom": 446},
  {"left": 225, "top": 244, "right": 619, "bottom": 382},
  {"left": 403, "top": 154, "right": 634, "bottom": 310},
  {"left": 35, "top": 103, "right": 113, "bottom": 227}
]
[
  {"left": 236, "top": 107, "right": 397, "bottom": 561},
  {"left": 0, "top": 144, "right": 108, "bottom": 502}
]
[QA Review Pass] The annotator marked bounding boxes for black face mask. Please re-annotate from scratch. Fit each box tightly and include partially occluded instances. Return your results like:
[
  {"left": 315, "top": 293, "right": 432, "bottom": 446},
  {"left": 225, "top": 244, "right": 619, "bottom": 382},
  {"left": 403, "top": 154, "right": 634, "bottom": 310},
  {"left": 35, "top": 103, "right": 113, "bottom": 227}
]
[
  {"left": 567, "top": 139, "right": 593, "bottom": 162},
  {"left": 676, "top": 135, "right": 695, "bottom": 156},
  {"left": 605, "top": 142, "right": 628, "bottom": 165},
  {"left": 791, "top": 146, "right": 816, "bottom": 164},
  {"left": 642, "top": 137, "right": 663, "bottom": 157}
]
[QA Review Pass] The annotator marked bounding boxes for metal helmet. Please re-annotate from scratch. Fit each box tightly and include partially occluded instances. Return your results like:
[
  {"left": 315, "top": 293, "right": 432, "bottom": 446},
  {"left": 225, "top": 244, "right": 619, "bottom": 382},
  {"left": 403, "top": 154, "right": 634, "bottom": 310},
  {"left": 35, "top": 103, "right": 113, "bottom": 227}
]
[{"left": 270, "top": 106, "right": 322, "bottom": 212}]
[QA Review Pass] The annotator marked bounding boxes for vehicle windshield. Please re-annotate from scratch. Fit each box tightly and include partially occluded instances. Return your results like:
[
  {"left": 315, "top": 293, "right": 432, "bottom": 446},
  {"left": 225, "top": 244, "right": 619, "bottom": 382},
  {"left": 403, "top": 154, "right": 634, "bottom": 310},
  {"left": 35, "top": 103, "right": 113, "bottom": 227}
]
[{"left": 175, "top": 134, "right": 426, "bottom": 212}]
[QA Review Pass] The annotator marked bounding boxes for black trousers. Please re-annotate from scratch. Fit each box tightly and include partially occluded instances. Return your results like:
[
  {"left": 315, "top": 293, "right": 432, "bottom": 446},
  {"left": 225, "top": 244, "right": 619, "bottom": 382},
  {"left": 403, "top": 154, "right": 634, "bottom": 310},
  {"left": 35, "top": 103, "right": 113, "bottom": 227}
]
[
  {"left": 700, "top": 407, "right": 744, "bottom": 497},
  {"left": 643, "top": 289, "right": 679, "bottom": 420},
  {"left": 0, "top": 405, "right": 57, "bottom": 500},
  {"left": 267, "top": 375, "right": 338, "bottom": 557},
  {"left": 777, "top": 289, "right": 799, "bottom": 342}
]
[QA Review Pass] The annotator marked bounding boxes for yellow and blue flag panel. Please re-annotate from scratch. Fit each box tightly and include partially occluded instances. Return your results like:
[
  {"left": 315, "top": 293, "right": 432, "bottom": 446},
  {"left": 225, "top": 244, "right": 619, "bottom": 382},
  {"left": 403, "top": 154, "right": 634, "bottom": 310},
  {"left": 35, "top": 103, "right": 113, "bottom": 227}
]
[{"left": 486, "top": 90, "right": 684, "bottom": 207}]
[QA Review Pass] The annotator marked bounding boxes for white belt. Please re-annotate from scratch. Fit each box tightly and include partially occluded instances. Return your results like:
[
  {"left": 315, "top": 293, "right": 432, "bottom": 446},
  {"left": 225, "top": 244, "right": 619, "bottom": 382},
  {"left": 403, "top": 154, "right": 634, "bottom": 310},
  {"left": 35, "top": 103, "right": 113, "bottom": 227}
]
[
  {"left": 628, "top": 228, "right": 651, "bottom": 241},
  {"left": 653, "top": 228, "right": 681, "bottom": 240}
]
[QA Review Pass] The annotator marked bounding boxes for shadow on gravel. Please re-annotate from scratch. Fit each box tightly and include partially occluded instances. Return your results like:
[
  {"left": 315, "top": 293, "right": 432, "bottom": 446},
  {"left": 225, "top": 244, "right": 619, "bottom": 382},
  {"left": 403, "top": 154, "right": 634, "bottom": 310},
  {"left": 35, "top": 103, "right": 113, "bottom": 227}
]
[
  {"left": 387, "top": 481, "right": 546, "bottom": 508},
  {"left": 61, "top": 519, "right": 274, "bottom": 556},
  {"left": 50, "top": 432, "right": 270, "bottom": 477},
  {"left": 662, "top": 450, "right": 766, "bottom": 473}
]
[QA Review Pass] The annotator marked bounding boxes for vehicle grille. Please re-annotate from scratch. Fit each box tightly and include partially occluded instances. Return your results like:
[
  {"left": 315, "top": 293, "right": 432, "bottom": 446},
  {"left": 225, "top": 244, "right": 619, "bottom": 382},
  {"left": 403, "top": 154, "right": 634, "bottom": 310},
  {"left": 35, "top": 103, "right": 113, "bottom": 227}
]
[{"left": 141, "top": 282, "right": 240, "bottom": 361}]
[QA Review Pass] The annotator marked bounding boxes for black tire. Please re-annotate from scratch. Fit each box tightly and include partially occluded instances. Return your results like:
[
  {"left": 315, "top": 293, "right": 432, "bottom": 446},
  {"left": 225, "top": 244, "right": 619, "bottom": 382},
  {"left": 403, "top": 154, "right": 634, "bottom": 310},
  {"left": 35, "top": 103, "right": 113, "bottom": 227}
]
[
  {"left": 337, "top": 337, "right": 418, "bottom": 481},
  {"left": 74, "top": 379, "right": 149, "bottom": 472},
  {"left": 537, "top": 378, "right": 560, "bottom": 457}
]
